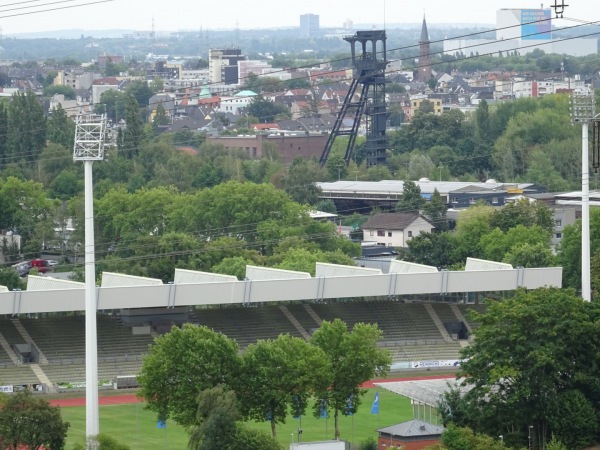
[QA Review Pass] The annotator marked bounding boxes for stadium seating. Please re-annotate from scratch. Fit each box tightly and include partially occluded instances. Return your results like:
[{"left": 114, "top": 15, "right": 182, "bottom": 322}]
[{"left": 0, "top": 301, "right": 487, "bottom": 388}]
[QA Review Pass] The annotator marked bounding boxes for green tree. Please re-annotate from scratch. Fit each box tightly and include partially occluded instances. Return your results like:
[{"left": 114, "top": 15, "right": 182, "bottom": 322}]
[
  {"left": 396, "top": 180, "right": 424, "bottom": 214},
  {"left": 446, "top": 288, "right": 600, "bottom": 449},
  {"left": 274, "top": 248, "right": 355, "bottom": 276},
  {"left": 439, "top": 424, "right": 507, "bottom": 450},
  {"left": 95, "top": 89, "right": 126, "bottom": 123},
  {"left": 149, "top": 77, "right": 164, "bottom": 93},
  {"left": 230, "top": 426, "right": 282, "bottom": 450},
  {"left": 284, "top": 78, "right": 311, "bottom": 90},
  {"left": 479, "top": 225, "right": 550, "bottom": 262},
  {"left": 326, "top": 154, "right": 347, "bottom": 181},
  {"left": 7, "top": 90, "right": 46, "bottom": 163},
  {"left": 0, "top": 266, "right": 25, "bottom": 289},
  {"left": 122, "top": 93, "right": 144, "bottom": 158},
  {"left": 526, "top": 149, "right": 570, "bottom": 192},
  {"left": 557, "top": 209, "right": 600, "bottom": 291},
  {"left": 503, "top": 242, "right": 555, "bottom": 268},
  {"left": 153, "top": 103, "right": 169, "bottom": 126},
  {"left": 0, "top": 176, "right": 57, "bottom": 242},
  {"left": 453, "top": 204, "right": 494, "bottom": 260},
  {"left": 405, "top": 231, "right": 458, "bottom": 268},
  {"left": 283, "top": 157, "right": 323, "bottom": 205},
  {"left": 137, "top": 324, "right": 241, "bottom": 428},
  {"left": 47, "top": 105, "right": 75, "bottom": 149},
  {"left": 310, "top": 319, "right": 392, "bottom": 440},
  {"left": 0, "top": 102, "right": 9, "bottom": 164},
  {"left": 37, "top": 143, "right": 73, "bottom": 186},
  {"left": 246, "top": 96, "right": 290, "bottom": 123},
  {"left": 212, "top": 256, "right": 253, "bottom": 280},
  {"left": 188, "top": 386, "right": 240, "bottom": 450},
  {"left": 0, "top": 390, "right": 70, "bottom": 450},
  {"left": 43, "top": 84, "right": 76, "bottom": 100},
  {"left": 489, "top": 199, "right": 554, "bottom": 235},
  {"left": 239, "top": 335, "right": 331, "bottom": 438},
  {"left": 126, "top": 80, "right": 154, "bottom": 109},
  {"left": 423, "top": 188, "right": 448, "bottom": 230}
]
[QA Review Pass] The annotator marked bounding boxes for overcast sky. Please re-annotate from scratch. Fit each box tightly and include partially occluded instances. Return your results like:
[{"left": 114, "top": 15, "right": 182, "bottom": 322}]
[{"left": 0, "top": 0, "right": 595, "bottom": 35}]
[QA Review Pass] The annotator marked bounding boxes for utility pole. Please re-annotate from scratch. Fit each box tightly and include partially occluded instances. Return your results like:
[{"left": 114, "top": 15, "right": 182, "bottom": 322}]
[
  {"left": 73, "top": 113, "right": 107, "bottom": 448},
  {"left": 571, "top": 92, "right": 595, "bottom": 301}
]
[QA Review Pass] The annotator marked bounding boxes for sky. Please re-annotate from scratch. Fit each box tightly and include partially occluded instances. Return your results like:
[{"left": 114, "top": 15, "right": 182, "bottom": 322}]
[{"left": 0, "top": 0, "right": 596, "bottom": 35}]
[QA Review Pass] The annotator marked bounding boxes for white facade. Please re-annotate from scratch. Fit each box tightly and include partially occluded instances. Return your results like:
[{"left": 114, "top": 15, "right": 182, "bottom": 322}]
[
  {"left": 363, "top": 216, "right": 434, "bottom": 247},
  {"left": 91, "top": 84, "right": 118, "bottom": 105},
  {"left": 216, "top": 95, "right": 253, "bottom": 114},
  {"left": 444, "top": 9, "right": 597, "bottom": 57},
  {"left": 238, "top": 60, "right": 272, "bottom": 81}
]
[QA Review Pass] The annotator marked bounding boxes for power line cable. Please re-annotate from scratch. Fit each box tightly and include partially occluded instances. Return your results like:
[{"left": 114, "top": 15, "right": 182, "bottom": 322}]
[
  {"left": 0, "top": 0, "right": 88, "bottom": 14},
  {"left": 0, "top": 0, "right": 112, "bottom": 19}
]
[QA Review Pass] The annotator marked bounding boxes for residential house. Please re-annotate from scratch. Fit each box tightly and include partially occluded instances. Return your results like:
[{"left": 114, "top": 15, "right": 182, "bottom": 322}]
[{"left": 362, "top": 213, "right": 435, "bottom": 248}]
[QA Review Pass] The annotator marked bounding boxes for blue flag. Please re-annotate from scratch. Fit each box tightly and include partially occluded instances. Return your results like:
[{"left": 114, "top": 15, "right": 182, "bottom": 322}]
[
  {"left": 371, "top": 391, "right": 379, "bottom": 415},
  {"left": 345, "top": 395, "right": 354, "bottom": 416},
  {"left": 319, "top": 399, "right": 328, "bottom": 419},
  {"left": 157, "top": 420, "right": 166, "bottom": 429}
]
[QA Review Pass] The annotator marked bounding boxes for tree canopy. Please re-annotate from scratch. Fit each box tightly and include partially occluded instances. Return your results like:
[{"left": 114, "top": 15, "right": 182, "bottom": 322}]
[
  {"left": 441, "top": 288, "right": 600, "bottom": 449},
  {"left": 137, "top": 324, "right": 241, "bottom": 428},
  {"left": 0, "top": 390, "right": 70, "bottom": 450},
  {"left": 310, "top": 319, "right": 392, "bottom": 440}
]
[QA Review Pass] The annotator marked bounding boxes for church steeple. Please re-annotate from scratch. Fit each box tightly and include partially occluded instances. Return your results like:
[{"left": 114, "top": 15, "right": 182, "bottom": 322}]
[
  {"left": 420, "top": 15, "right": 430, "bottom": 43},
  {"left": 417, "top": 15, "right": 432, "bottom": 83}
]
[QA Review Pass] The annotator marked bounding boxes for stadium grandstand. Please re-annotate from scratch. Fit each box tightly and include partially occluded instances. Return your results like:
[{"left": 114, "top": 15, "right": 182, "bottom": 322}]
[{"left": 0, "top": 259, "right": 561, "bottom": 392}]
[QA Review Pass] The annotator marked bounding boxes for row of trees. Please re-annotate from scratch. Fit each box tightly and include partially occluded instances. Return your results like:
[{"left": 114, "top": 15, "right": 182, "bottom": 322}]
[
  {"left": 405, "top": 197, "right": 555, "bottom": 269},
  {"left": 138, "top": 319, "right": 391, "bottom": 445},
  {"left": 389, "top": 95, "right": 581, "bottom": 188}
]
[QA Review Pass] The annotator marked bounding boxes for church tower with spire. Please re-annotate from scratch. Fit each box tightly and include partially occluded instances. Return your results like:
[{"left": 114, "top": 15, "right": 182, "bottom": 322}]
[{"left": 418, "top": 15, "right": 432, "bottom": 83}]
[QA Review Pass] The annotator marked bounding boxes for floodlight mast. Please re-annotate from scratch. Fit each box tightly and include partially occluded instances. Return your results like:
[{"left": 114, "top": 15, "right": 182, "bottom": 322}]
[
  {"left": 571, "top": 93, "right": 595, "bottom": 302},
  {"left": 73, "top": 113, "right": 107, "bottom": 448}
]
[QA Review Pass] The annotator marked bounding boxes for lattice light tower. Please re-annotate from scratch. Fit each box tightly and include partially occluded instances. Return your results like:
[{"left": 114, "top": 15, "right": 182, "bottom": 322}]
[
  {"left": 73, "top": 113, "right": 107, "bottom": 448},
  {"left": 571, "top": 93, "right": 595, "bottom": 302},
  {"left": 320, "top": 30, "right": 388, "bottom": 167}
]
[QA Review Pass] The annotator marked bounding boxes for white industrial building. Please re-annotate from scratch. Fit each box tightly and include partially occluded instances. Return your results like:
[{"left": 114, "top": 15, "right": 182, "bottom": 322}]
[{"left": 444, "top": 8, "right": 597, "bottom": 57}]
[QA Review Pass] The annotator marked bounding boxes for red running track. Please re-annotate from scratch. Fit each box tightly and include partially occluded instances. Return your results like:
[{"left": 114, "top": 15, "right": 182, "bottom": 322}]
[{"left": 50, "top": 374, "right": 456, "bottom": 408}]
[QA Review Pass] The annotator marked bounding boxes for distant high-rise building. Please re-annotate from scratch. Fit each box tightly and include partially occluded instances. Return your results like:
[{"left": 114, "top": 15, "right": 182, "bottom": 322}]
[
  {"left": 208, "top": 48, "right": 246, "bottom": 85},
  {"left": 300, "top": 13, "right": 320, "bottom": 37},
  {"left": 417, "top": 15, "right": 432, "bottom": 83}
]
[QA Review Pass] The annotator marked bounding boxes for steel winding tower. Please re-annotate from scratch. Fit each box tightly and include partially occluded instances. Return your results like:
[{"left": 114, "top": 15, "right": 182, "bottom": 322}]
[{"left": 319, "top": 30, "right": 388, "bottom": 167}]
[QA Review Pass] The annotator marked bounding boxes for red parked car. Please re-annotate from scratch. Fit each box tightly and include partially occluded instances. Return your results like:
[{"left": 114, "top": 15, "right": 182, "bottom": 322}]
[{"left": 30, "top": 259, "right": 48, "bottom": 274}]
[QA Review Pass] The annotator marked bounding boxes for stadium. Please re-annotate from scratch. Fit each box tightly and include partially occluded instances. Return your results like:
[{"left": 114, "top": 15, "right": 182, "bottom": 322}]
[{"left": 0, "top": 259, "right": 561, "bottom": 392}]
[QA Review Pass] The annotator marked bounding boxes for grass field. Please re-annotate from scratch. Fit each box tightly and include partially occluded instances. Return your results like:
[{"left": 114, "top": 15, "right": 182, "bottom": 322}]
[{"left": 61, "top": 389, "right": 418, "bottom": 449}]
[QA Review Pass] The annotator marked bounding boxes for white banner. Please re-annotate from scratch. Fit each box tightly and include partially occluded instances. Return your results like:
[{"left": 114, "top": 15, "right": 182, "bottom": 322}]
[
  {"left": 0, "top": 385, "right": 14, "bottom": 393},
  {"left": 411, "top": 360, "right": 460, "bottom": 369}
]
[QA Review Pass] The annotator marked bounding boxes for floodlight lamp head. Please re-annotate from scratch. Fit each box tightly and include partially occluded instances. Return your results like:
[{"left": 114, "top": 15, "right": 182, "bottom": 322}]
[
  {"left": 571, "top": 94, "right": 596, "bottom": 124},
  {"left": 73, "top": 113, "right": 107, "bottom": 161}
]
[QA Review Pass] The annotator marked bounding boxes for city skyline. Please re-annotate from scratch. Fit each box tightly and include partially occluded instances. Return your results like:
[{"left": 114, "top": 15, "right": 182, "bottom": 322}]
[{"left": 0, "top": 0, "right": 595, "bottom": 36}]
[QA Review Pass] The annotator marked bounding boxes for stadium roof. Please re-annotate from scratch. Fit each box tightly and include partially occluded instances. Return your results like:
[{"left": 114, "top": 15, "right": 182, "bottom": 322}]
[
  {"left": 376, "top": 377, "right": 473, "bottom": 407},
  {"left": 0, "top": 260, "right": 562, "bottom": 315}
]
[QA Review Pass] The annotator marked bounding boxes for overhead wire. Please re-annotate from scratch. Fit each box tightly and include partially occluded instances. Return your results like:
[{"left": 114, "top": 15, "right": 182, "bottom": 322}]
[{"left": 0, "top": 0, "right": 112, "bottom": 19}]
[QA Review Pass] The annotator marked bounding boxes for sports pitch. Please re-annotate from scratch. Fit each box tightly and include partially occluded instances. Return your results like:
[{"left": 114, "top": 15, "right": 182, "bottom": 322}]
[{"left": 61, "top": 388, "right": 419, "bottom": 449}]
